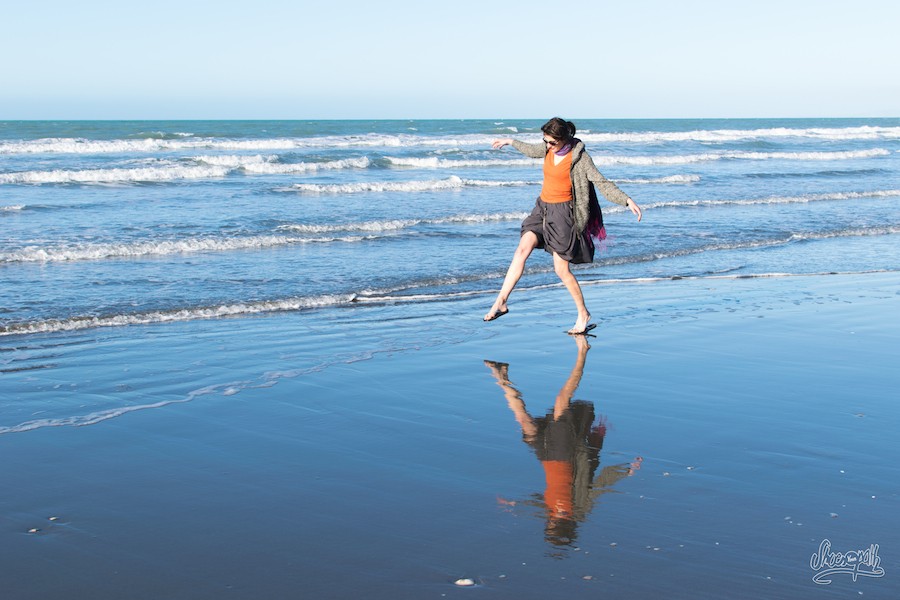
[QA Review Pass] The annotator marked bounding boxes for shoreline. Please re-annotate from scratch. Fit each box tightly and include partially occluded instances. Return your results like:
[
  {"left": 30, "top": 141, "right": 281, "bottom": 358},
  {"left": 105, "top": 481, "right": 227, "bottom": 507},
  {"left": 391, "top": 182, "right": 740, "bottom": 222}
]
[{"left": 2, "top": 267, "right": 895, "bottom": 339}]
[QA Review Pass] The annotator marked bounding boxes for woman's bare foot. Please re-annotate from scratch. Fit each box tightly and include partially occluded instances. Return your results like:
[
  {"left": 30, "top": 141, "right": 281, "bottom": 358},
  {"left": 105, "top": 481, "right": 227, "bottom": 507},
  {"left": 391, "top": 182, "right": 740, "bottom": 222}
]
[
  {"left": 483, "top": 302, "right": 509, "bottom": 322},
  {"left": 483, "top": 360, "right": 510, "bottom": 381},
  {"left": 568, "top": 312, "right": 592, "bottom": 334},
  {"left": 572, "top": 334, "right": 591, "bottom": 351}
]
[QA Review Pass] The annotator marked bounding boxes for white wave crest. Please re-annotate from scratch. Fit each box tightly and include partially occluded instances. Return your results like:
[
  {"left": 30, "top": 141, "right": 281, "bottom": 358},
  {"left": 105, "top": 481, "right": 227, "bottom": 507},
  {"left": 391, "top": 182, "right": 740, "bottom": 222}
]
[
  {"left": 0, "top": 137, "right": 310, "bottom": 155},
  {"left": 287, "top": 176, "right": 535, "bottom": 194},
  {"left": 3, "top": 125, "right": 899, "bottom": 156},
  {"left": 591, "top": 226, "right": 900, "bottom": 268},
  {"left": 577, "top": 125, "right": 900, "bottom": 144},
  {"left": 193, "top": 154, "right": 371, "bottom": 174},
  {"left": 0, "top": 134, "right": 485, "bottom": 155},
  {"left": 386, "top": 156, "right": 538, "bottom": 168},
  {"left": 191, "top": 154, "right": 278, "bottom": 167},
  {"left": 0, "top": 156, "right": 371, "bottom": 185},
  {"left": 592, "top": 148, "right": 891, "bottom": 166},
  {"left": 786, "top": 225, "right": 900, "bottom": 241},
  {"left": 244, "top": 156, "right": 370, "bottom": 174},
  {"left": 644, "top": 189, "right": 900, "bottom": 210},
  {"left": 617, "top": 175, "right": 701, "bottom": 184},
  {"left": 275, "top": 212, "right": 529, "bottom": 234},
  {"left": 0, "top": 234, "right": 376, "bottom": 263},
  {"left": 0, "top": 164, "right": 232, "bottom": 185},
  {"left": 1, "top": 205, "right": 25, "bottom": 211},
  {"left": 1, "top": 211, "right": 531, "bottom": 263},
  {"left": 0, "top": 294, "right": 357, "bottom": 338},
  {"left": 388, "top": 148, "right": 888, "bottom": 171}
]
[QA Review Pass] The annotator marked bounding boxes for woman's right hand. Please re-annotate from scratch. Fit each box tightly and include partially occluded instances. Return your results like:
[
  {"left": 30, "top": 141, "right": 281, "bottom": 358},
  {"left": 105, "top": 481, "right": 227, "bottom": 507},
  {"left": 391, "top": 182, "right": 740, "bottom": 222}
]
[
  {"left": 626, "top": 199, "right": 643, "bottom": 222},
  {"left": 491, "top": 138, "right": 513, "bottom": 149}
]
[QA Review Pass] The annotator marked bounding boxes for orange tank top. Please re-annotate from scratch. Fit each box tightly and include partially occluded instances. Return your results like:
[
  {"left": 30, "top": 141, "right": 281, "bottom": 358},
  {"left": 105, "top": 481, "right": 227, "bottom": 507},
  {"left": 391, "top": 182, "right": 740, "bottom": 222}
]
[
  {"left": 542, "top": 460, "right": 574, "bottom": 516},
  {"left": 540, "top": 150, "right": 573, "bottom": 203}
]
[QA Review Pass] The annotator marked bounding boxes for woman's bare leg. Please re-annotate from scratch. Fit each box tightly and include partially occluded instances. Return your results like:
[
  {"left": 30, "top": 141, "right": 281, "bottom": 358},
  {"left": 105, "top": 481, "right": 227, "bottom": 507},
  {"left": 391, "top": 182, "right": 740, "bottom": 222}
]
[
  {"left": 483, "top": 360, "right": 537, "bottom": 437},
  {"left": 484, "top": 232, "right": 539, "bottom": 321},
  {"left": 553, "top": 252, "right": 591, "bottom": 333}
]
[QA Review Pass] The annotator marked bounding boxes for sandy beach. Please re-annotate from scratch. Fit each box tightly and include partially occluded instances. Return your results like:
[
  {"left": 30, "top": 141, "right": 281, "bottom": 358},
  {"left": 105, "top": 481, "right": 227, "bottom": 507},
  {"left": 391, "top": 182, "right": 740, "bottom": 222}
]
[{"left": 2, "top": 271, "right": 897, "bottom": 599}]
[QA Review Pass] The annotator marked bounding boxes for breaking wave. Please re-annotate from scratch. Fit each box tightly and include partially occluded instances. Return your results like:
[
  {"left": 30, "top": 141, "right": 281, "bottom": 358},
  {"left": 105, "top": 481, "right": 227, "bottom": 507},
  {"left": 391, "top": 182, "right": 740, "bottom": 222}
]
[
  {"left": 2, "top": 226, "right": 896, "bottom": 337},
  {"left": 274, "top": 212, "right": 529, "bottom": 233},
  {"left": 643, "top": 189, "right": 900, "bottom": 210},
  {"left": 3, "top": 125, "right": 900, "bottom": 155},
  {"left": 0, "top": 156, "right": 371, "bottom": 185},
  {"left": 0, "top": 234, "right": 377, "bottom": 263},
  {"left": 284, "top": 176, "right": 535, "bottom": 194},
  {"left": 590, "top": 149, "right": 891, "bottom": 166}
]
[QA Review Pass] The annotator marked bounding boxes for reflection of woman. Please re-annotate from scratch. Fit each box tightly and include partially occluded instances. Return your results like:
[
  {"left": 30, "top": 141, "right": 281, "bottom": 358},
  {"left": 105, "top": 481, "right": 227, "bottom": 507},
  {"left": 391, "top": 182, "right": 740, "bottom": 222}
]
[
  {"left": 485, "top": 336, "right": 641, "bottom": 547},
  {"left": 484, "top": 117, "right": 643, "bottom": 334}
]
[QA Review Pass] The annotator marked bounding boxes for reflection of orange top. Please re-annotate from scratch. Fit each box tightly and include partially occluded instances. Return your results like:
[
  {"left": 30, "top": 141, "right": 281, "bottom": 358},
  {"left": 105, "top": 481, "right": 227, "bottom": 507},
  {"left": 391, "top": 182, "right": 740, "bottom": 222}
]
[
  {"left": 540, "top": 151, "right": 573, "bottom": 203},
  {"left": 542, "top": 460, "right": 574, "bottom": 515}
]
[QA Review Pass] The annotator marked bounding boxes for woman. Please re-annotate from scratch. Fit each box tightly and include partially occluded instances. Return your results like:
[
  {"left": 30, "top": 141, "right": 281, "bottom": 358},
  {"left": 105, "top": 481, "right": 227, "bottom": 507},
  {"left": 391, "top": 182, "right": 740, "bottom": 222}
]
[{"left": 484, "top": 118, "right": 643, "bottom": 334}]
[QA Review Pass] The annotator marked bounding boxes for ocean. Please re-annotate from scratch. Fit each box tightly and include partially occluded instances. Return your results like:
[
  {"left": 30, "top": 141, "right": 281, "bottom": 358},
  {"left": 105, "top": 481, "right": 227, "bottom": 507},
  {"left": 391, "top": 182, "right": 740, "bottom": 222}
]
[
  {"left": 2, "top": 118, "right": 899, "bottom": 336},
  {"left": 3, "top": 119, "right": 900, "bottom": 599}
]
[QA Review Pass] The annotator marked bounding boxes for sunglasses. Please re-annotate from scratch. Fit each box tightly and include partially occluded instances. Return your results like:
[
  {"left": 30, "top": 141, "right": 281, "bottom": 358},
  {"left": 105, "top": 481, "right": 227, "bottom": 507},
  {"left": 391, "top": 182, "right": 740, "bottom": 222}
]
[{"left": 543, "top": 138, "right": 559, "bottom": 146}]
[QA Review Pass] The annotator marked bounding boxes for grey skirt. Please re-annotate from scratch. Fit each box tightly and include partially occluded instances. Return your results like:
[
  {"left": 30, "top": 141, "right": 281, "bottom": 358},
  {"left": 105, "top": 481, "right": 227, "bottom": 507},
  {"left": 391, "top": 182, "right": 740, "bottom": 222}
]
[{"left": 521, "top": 197, "right": 594, "bottom": 264}]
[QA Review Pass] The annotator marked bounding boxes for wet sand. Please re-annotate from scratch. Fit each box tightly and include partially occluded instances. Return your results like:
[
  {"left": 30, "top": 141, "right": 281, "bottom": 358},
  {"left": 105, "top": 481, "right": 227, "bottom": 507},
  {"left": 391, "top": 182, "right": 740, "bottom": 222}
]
[{"left": 2, "top": 272, "right": 898, "bottom": 599}]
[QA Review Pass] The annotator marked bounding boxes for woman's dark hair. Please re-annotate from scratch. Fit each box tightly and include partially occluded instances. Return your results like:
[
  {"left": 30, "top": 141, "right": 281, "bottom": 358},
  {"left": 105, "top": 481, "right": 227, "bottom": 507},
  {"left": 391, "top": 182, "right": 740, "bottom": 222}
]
[{"left": 541, "top": 117, "right": 576, "bottom": 143}]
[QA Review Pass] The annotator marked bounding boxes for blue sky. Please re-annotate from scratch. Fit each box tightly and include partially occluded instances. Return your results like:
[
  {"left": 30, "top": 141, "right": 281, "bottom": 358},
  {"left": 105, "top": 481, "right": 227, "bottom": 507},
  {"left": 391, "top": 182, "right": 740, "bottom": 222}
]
[{"left": 3, "top": 0, "right": 898, "bottom": 119}]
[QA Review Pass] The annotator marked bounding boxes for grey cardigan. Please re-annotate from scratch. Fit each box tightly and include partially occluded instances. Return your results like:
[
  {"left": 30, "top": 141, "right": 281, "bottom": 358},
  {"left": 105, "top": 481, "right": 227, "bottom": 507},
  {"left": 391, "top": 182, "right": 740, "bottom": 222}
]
[{"left": 511, "top": 138, "right": 632, "bottom": 233}]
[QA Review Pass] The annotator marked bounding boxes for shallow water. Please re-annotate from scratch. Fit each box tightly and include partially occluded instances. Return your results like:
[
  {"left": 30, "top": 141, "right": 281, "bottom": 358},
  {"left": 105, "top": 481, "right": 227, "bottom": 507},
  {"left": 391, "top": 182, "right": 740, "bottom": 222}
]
[{"left": 2, "top": 273, "right": 898, "bottom": 599}]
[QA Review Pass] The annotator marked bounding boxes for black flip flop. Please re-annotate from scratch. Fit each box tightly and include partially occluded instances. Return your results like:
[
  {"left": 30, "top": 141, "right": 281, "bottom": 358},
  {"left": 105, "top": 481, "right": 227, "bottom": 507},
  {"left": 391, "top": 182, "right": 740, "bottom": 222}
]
[{"left": 483, "top": 308, "right": 509, "bottom": 322}]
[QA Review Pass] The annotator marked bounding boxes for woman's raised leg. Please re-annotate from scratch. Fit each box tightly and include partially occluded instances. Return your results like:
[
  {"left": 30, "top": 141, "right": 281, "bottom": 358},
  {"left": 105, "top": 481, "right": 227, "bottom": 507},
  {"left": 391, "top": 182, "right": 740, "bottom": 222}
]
[{"left": 484, "top": 232, "right": 539, "bottom": 321}]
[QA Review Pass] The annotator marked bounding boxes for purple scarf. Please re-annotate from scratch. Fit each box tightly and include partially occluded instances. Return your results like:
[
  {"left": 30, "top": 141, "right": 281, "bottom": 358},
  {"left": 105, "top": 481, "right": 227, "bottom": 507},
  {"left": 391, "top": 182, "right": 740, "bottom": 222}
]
[{"left": 554, "top": 142, "right": 572, "bottom": 156}]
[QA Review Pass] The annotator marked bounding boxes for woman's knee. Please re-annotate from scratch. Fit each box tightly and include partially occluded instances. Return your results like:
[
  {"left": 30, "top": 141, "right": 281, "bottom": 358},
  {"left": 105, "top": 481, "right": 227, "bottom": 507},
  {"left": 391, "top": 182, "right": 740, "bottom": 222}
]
[
  {"left": 515, "top": 234, "right": 538, "bottom": 259},
  {"left": 553, "top": 259, "right": 572, "bottom": 278},
  {"left": 514, "top": 245, "right": 533, "bottom": 261}
]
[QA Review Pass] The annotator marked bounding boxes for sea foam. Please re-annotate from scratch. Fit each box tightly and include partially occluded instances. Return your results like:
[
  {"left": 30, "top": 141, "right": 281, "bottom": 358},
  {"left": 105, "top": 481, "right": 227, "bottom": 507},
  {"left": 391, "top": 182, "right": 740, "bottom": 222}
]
[
  {"left": 275, "top": 212, "right": 529, "bottom": 234},
  {"left": 2, "top": 224, "right": 896, "bottom": 338},
  {"left": 3, "top": 126, "right": 899, "bottom": 156},
  {"left": 591, "top": 149, "right": 891, "bottom": 167},
  {"left": 0, "top": 294, "right": 359, "bottom": 338},
  {"left": 643, "top": 189, "right": 900, "bottom": 211},
  {"left": 385, "top": 156, "right": 537, "bottom": 168},
  {"left": 0, "top": 164, "right": 232, "bottom": 185},
  {"left": 0, "top": 156, "right": 371, "bottom": 185},
  {"left": 0, "top": 234, "right": 377, "bottom": 263},
  {"left": 286, "top": 176, "right": 535, "bottom": 194}
]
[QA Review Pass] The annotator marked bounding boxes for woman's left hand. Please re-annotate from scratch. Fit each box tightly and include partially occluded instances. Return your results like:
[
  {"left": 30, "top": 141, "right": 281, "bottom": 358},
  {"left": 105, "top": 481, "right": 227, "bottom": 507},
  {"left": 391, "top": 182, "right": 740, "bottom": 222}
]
[{"left": 626, "top": 200, "right": 643, "bottom": 222}]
